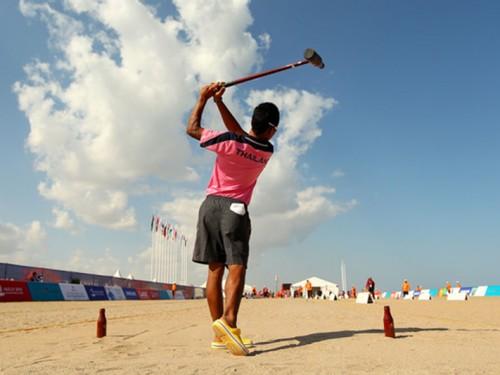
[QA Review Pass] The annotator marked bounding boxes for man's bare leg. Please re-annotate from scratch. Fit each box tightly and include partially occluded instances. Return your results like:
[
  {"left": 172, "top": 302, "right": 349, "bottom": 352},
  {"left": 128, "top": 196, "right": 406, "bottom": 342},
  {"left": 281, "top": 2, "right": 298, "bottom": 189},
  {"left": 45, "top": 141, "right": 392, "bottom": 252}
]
[
  {"left": 207, "top": 262, "right": 225, "bottom": 320},
  {"left": 207, "top": 262, "right": 225, "bottom": 342},
  {"left": 223, "top": 264, "right": 246, "bottom": 328}
]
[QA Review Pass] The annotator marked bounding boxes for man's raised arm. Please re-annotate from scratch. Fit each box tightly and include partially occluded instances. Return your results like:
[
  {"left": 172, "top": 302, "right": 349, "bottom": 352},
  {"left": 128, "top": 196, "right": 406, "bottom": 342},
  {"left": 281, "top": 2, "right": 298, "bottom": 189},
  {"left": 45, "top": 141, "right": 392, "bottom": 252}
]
[
  {"left": 213, "top": 84, "right": 246, "bottom": 136},
  {"left": 186, "top": 83, "right": 219, "bottom": 140}
]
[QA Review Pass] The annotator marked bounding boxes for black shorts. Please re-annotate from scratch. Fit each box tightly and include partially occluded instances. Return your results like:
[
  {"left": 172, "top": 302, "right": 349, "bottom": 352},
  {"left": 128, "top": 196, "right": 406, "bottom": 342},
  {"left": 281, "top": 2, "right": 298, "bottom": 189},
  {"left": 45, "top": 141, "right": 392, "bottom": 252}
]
[{"left": 192, "top": 195, "right": 251, "bottom": 268}]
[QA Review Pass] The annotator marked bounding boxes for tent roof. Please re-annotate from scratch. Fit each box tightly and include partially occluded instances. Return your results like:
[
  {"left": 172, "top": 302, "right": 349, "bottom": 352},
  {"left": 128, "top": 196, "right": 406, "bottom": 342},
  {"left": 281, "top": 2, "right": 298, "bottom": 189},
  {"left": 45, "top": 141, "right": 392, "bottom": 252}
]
[
  {"left": 113, "top": 269, "right": 123, "bottom": 278},
  {"left": 291, "top": 276, "right": 338, "bottom": 288}
]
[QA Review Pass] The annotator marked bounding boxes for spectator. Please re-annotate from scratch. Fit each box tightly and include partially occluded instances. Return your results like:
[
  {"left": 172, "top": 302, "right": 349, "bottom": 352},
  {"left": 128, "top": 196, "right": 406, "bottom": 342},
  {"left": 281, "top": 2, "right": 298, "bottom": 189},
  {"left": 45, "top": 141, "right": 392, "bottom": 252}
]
[
  {"left": 351, "top": 285, "right": 357, "bottom": 299},
  {"left": 401, "top": 279, "right": 411, "bottom": 297},
  {"left": 365, "top": 277, "right": 375, "bottom": 299},
  {"left": 305, "top": 280, "right": 313, "bottom": 299},
  {"left": 172, "top": 282, "right": 177, "bottom": 298},
  {"left": 446, "top": 281, "right": 452, "bottom": 294}
]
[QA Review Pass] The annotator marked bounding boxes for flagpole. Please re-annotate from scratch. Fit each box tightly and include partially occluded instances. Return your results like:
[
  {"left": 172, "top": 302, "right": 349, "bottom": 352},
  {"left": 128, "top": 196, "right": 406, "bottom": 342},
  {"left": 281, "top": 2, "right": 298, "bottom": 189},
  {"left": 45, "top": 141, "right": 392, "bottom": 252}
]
[
  {"left": 182, "top": 238, "right": 185, "bottom": 284},
  {"left": 153, "top": 223, "right": 157, "bottom": 281},
  {"left": 161, "top": 223, "right": 165, "bottom": 283},
  {"left": 155, "top": 217, "right": 160, "bottom": 282},
  {"left": 154, "top": 228, "right": 158, "bottom": 282},
  {"left": 167, "top": 225, "right": 172, "bottom": 283},
  {"left": 341, "top": 260, "right": 347, "bottom": 295},
  {"left": 162, "top": 220, "right": 167, "bottom": 283},
  {"left": 158, "top": 226, "right": 165, "bottom": 282},
  {"left": 150, "top": 216, "right": 155, "bottom": 281},
  {"left": 153, "top": 224, "right": 157, "bottom": 282},
  {"left": 174, "top": 228, "right": 178, "bottom": 283},
  {"left": 183, "top": 238, "right": 188, "bottom": 284}
]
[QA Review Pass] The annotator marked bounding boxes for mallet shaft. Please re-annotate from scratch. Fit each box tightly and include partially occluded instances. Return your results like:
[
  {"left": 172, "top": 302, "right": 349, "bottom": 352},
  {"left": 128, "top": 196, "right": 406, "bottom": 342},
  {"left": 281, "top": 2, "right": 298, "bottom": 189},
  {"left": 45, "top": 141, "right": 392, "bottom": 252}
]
[{"left": 224, "top": 60, "right": 310, "bottom": 88}]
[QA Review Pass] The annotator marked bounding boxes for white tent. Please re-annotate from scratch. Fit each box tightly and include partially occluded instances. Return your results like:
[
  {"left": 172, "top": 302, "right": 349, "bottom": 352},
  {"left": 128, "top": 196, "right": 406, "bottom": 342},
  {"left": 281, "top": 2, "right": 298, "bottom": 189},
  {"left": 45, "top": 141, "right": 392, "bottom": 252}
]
[
  {"left": 113, "top": 269, "right": 123, "bottom": 278},
  {"left": 127, "top": 273, "right": 135, "bottom": 280},
  {"left": 291, "top": 276, "right": 339, "bottom": 299}
]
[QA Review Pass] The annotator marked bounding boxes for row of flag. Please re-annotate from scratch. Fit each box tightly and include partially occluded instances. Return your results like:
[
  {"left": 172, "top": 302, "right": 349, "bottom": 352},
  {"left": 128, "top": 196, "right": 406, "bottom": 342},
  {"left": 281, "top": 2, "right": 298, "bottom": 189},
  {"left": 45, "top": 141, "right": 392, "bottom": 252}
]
[
  {"left": 150, "top": 215, "right": 189, "bottom": 284},
  {"left": 150, "top": 215, "right": 187, "bottom": 246}
]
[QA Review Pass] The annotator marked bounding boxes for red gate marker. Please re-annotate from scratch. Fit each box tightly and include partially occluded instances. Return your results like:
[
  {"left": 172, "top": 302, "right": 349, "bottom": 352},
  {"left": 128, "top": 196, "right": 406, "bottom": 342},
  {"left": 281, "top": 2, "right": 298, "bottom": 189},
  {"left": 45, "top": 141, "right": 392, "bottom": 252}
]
[
  {"left": 97, "top": 308, "right": 107, "bottom": 338},
  {"left": 383, "top": 306, "right": 395, "bottom": 338}
]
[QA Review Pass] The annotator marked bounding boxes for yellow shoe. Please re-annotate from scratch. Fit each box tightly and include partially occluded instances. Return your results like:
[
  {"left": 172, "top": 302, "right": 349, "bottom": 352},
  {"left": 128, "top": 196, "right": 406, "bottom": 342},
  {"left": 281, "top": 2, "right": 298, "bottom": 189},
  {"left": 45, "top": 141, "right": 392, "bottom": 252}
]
[
  {"left": 211, "top": 337, "right": 254, "bottom": 349},
  {"left": 211, "top": 319, "right": 250, "bottom": 356}
]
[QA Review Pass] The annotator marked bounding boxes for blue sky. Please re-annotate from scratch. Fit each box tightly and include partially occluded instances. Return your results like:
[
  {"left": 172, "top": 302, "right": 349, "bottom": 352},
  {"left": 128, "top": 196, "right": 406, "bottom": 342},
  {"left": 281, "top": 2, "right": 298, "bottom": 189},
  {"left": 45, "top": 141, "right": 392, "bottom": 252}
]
[{"left": 1, "top": 0, "right": 499, "bottom": 292}]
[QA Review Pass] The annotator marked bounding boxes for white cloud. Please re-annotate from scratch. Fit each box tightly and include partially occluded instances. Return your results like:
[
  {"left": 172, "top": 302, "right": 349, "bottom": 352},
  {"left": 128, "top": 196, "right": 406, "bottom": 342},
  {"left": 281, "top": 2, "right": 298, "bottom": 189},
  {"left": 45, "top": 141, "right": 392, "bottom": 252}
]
[
  {"left": 15, "top": 0, "right": 267, "bottom": 229},
  {"left": 65, "top": 248, "right": 121, "bottom": 276},
  {"left": 0, "top": 221, "right": 47, "bottom": 262},
  {"left": 15, "top": 0, "right": 356, "bottom": 272},
  {"left": 258, "top": 33, "right": 271, "bottom": 50},
  {"left": 332, "top": 169, "right": 345, "bottom": 178},
  {"left": 51, "top": 207, "right": 76, "bottom": 232}
]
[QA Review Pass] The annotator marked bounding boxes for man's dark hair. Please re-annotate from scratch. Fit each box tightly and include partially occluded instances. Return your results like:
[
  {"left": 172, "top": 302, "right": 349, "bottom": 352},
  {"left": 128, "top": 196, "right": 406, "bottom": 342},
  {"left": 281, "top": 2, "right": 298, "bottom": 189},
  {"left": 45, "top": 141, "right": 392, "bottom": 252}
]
[{"left": 251, "top": 102, "right": 280, "bottom": 135}]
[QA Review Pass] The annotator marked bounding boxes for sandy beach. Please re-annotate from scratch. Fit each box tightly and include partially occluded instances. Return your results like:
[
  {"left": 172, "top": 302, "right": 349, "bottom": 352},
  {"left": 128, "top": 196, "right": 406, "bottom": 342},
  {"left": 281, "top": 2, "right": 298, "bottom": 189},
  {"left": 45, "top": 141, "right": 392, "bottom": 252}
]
[{"left": 1, "top": 297, "right": 499, "bottom": 374}]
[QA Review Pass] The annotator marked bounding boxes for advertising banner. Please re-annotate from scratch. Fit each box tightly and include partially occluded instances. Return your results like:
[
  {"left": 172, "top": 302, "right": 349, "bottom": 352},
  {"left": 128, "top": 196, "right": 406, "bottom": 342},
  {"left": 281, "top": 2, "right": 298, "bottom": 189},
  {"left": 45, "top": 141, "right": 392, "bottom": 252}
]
[
  {"left": 122, "top": 287, "right": 139, "bottom": 300},
  {"left": 174, "top": 291, "right": 185, "bottom": 300},
  {"left": 473, "top": 285, "right": 487, "bottom": 297},
  {"left": 194, "top": 288, "right": 205, "bottom": 299},
  {"left": 136, "top": 289, "right": 152, "bottom": 300},
  {"left": 149, "top": 290, "right": 160, "bottom": 299},
  {"left": 429, "top": 289, "right": 439, "bottom": 297},
  {"left": 459, "top": 287, "right": 473, "bottom": 296},
  {"left": 105, "top": 286, "right": 126, "bottom": 300},
  {"left": 180, "top": 288, "right": 193, "bottom": 300},
  {"left": 0, "top": 280, "right": 32, "bottom": 302},
  {"left": 485, "top": 285, "right": 500, "bottom": 297},
  {"left": 85, "top": 286, "right": 108, "bottom": 300},
  {"left": 28, "top": 282, "right": 64, "bottom": 301},
  {"left": 59, "top": 283, "right": 89, "bottom": 301},
  {"left": 160, "top": 290, "right": 172, "bottom": 299}
]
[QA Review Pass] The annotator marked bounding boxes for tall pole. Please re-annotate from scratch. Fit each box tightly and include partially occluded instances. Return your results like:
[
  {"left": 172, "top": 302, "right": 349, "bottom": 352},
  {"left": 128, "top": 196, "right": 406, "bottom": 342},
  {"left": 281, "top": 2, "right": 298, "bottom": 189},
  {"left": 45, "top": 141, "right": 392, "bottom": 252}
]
[
  {"left": 161, "top": 228, "right": 165, "bottom": 283},
  {"left": 150, "top": 219, "right": 154, "bottom": 281},
  {"left": 182, "top": 238, "right": 188, "bottom": 284},
  {"left": 155, "top": 230, "right": 160, "bottom": 281},
  {"left": 341, "top": 260, "right": 347, "bottom": 294}
]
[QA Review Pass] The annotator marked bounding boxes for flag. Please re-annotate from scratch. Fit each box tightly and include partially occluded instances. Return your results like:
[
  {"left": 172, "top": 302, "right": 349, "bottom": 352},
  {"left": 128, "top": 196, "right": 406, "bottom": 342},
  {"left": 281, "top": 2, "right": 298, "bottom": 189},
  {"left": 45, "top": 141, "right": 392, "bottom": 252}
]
[
  {"left": 155, "top": 217, "right": 159, "bottom": 232},
  {"left": 150, "top": 215, "right": 155, "bottom": 231},
  {"left": 163, "top": 224, "right": 167, "bottom": 237}
]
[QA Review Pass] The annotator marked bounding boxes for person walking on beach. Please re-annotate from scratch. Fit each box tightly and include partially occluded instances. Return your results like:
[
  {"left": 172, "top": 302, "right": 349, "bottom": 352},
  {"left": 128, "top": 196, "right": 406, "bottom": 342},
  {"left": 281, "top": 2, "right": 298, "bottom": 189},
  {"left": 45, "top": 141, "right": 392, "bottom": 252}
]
[
  {"left": 351, "top": 285, "right": 357, "bottom": 299},
  {"left": 171, "top": 282, "right": 177, "bottom": 299},
  {"left": 402, "top": 279, "right": 411, "bottom": 297},
  {"left": 187, "top": 82, "right": 279, "bottom": 356},
  {"left": 305, "top": 280, "right": 313, "bottom": 299},
  {"left": 365, "top": 277, "right": 375, "bottom": 300},
  {"left": 446, "top": 281, "right": 452, "bottom": 294}
]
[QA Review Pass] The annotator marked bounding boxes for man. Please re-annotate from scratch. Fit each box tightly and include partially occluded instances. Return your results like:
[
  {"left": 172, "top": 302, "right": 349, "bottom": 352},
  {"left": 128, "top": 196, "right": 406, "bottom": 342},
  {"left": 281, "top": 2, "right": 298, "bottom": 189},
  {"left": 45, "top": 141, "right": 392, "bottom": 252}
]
[
  {"left": 446, "top": 281, "right": 452, "bottom": 294},
  {"left": 187, "top": 82, "right": 279, "bottom": 356},
  {"left": 365, "top": 277, "right": 375, "bottom": 300},
  {"left": 401, "top": 279, "right": 411, "bottom": 297},
  {"left": 305, "top": 279, "right": 313, "bottom": 299}
]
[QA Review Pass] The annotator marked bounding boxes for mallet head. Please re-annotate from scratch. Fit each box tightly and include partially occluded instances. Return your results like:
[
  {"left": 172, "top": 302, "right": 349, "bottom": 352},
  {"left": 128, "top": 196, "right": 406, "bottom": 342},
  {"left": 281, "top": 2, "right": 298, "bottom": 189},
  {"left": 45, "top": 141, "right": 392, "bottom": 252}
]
[{"left": 304, "top": 48, "right": 325, "bottom": 69}]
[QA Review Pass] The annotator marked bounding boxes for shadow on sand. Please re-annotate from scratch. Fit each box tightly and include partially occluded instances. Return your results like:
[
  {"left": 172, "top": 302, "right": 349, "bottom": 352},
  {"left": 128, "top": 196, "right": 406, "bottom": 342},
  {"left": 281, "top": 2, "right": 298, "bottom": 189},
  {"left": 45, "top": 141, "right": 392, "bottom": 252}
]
[{"left": 251, "top": 327, "right": 448, "bottom": 355}]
